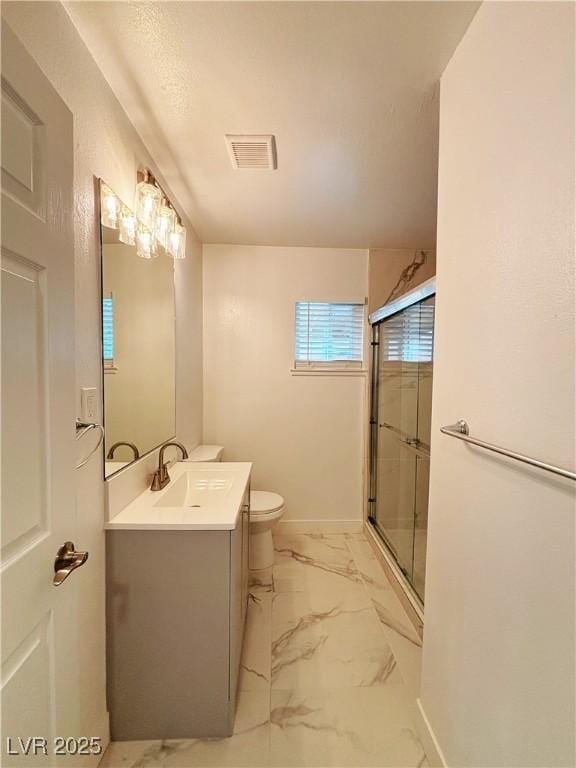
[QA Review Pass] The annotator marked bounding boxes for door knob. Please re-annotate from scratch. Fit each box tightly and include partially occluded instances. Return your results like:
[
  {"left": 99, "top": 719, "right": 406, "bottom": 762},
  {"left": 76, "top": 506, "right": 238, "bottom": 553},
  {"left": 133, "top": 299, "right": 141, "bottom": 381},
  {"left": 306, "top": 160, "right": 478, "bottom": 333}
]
[{"left": 53, "top": 541, "right": 88, "bottom": 586}]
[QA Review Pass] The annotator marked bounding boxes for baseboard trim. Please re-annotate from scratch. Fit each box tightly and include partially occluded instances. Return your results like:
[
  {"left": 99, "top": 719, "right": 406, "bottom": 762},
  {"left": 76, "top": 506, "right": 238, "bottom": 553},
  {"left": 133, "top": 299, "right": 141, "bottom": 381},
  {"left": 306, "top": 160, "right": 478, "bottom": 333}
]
[
  {"left": 415, "top": 698, "right": 447, "bottom": 768},
  {"left": 275, "top": 520, "right": 363, "bottom": 534}
]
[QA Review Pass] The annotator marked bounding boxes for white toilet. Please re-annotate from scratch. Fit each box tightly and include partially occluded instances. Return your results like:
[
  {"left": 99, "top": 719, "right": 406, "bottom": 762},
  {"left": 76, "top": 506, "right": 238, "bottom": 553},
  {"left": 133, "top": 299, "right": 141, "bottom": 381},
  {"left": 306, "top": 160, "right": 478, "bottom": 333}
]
[
  {"left": 248, "top": 490, "right": 285, "bottom": 570},
  {"left": 187, "top": 445, "right": 285, "bottom": 570}
]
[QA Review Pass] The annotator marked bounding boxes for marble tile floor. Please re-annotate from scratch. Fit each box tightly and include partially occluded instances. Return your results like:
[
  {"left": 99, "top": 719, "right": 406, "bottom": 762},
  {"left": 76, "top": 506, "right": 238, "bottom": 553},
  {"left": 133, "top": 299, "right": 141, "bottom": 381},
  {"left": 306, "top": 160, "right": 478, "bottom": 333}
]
[{"left": 100, "top": 532, "right": 427, "bottom": 768}]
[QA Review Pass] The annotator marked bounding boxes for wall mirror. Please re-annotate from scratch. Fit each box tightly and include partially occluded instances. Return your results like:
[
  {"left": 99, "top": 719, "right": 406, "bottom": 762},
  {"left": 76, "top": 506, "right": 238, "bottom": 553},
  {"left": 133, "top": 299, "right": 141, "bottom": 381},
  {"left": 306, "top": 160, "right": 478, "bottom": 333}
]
[{"left": 99, "top": 180, "right": 176, "bottom": 478}]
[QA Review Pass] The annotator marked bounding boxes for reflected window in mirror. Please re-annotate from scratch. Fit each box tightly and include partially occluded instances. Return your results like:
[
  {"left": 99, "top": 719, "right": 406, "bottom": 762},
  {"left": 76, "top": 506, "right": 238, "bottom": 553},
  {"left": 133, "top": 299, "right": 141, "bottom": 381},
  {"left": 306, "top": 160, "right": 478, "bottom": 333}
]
[
  {"left": 102, "top": 294, "right": 116, "bottom": 371},
  {"left": 99, "top": 180, "right": 176, "bottom": 478}
]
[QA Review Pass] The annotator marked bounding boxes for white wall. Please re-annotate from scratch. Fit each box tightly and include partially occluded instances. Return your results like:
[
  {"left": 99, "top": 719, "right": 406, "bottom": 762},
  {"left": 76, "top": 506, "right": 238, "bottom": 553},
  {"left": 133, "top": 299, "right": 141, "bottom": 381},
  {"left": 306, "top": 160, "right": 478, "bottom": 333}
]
[
  {"left": 203, "top": 245, "right": 367, "bottom": 529},
  {"left": 420, "top": 3, "right": 575, "bottom": 766},
  {"left": 2, "top": 1, "right": 203, "bottom": 749}
]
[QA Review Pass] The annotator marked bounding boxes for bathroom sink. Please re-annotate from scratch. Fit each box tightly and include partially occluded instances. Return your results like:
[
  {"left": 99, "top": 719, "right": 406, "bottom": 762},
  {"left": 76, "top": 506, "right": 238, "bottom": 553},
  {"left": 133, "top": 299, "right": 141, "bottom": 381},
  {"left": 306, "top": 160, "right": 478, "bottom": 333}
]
[
  {"left": 105, "top": 461, "right": 252, "bottom": 531},
  {"left": 153, "top": 468, "right": 235, "bottom": 509}
]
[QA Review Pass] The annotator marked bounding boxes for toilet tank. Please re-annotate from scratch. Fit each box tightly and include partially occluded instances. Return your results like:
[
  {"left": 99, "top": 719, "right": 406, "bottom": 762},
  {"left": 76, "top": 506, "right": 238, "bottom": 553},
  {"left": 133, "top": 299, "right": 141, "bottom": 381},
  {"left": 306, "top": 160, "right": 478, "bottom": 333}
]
[{"left": 186, "top": 445, "right": 224, "bottom": 462}]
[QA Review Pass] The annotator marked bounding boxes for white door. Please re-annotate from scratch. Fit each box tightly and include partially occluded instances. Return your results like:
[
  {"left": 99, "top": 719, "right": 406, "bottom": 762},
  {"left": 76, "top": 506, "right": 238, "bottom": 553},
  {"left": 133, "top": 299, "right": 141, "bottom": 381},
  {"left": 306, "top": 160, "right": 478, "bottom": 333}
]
[{"left": 1, "top": 23, "right": 85, "bottom": 766}]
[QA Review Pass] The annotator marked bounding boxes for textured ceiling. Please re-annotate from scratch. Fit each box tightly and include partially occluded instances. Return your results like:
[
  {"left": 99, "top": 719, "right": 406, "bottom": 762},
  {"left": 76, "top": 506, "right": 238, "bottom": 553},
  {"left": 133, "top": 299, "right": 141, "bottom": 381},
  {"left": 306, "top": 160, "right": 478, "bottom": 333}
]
[{"left": 66, "top": 1, "right": 479, "bottom": 248}]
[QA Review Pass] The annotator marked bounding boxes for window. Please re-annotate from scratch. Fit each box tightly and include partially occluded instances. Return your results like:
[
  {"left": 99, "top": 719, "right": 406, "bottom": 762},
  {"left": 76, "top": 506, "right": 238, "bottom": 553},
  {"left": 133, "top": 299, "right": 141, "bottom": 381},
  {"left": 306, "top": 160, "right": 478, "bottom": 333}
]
[
  {"left": 102, "top": 294, "right": 116, "bottom": 370},
  {"left": 294, "top": 301, "right": 364, "bottom": 369},
  {"left": 380, "top": 300, "right": 434, "bottom": 363}
]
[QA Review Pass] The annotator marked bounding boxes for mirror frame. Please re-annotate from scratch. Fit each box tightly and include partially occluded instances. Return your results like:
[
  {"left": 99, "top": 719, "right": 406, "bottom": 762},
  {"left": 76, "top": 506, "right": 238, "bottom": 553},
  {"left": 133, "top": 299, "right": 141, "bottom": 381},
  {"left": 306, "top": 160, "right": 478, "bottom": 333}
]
[{"left": 97, "top": 178, "right": 176, "bottom": 480}]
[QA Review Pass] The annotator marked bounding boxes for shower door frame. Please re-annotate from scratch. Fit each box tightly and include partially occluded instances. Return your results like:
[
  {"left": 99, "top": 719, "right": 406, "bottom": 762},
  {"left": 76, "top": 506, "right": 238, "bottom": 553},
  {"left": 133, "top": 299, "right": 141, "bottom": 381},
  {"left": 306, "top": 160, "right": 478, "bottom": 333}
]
[{"left": 367, "top": 277, "right": 436, "bottom": 612}]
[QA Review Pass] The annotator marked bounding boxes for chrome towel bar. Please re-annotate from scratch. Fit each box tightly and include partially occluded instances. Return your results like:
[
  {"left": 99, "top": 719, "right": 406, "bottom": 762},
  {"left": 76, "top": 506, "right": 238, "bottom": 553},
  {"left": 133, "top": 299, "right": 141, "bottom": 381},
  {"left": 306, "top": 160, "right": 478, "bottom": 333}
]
[{"left": 440, "top": 420, "right": 576, "bottom": 482}]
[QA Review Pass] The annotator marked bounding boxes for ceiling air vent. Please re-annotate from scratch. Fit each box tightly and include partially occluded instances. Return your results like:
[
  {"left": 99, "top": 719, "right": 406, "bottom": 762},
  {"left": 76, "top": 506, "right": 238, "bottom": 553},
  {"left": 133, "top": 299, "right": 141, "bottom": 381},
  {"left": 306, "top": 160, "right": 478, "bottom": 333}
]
[{"left": 225, "top": 134, "right": 277, "bottom": 170}]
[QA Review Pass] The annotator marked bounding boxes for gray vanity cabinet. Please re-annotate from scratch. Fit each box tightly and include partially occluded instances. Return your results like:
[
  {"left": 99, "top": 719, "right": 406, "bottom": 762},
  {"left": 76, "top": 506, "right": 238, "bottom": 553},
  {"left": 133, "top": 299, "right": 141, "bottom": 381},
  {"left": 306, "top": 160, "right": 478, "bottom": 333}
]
[
  {"left": 106, "top": 483, "right": 250, "bottom": 740},
  {"left": 230, "top": 488, "right": 250, "bottom": 698}
]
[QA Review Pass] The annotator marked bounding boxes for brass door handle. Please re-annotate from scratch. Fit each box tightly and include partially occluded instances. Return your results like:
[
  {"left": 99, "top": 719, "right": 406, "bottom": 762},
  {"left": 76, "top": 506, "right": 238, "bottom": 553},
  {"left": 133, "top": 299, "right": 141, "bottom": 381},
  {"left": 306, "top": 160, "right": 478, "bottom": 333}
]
[{"left": 53, "top": 541, "right": 88, "bottom": 586}]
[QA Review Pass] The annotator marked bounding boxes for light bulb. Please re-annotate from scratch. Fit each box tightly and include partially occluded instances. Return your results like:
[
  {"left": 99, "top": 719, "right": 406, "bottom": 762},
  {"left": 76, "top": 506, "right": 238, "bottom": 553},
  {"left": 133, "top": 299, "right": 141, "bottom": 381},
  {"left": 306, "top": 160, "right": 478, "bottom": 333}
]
[
  {"left": 119, "top": 208, "right": 136, "bottom": 246},
  {"left": 100, "top": 183, "right": 119, "bottom": 228},
  {"left": 134, "top": 179, "right": 161, "bottom": 231},
  {"left": 168, "top": 222, "right": 187, "bottom": 260},
  {"left": 155, "top": 200, "right": 176, "bottom": 249},
  {"left": 136, "top": 224, "right": 158, "bottom": 259}
]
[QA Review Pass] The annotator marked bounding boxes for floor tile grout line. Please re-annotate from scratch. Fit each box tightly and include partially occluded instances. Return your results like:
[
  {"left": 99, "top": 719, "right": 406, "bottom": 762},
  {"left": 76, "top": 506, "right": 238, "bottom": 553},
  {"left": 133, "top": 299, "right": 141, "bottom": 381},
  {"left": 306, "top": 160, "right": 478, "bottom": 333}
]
[
  {"left": 342, "top": 534, "right": 413, "bottom": 688},
  {"left": 268, "top": 533, "right": 426, "bottom": 767},
  {"left": 270, "top": 532, "right": 407, "bottom": 691},
  {"left": 344, "top": 534, "right": 421, "bottom": 641}
]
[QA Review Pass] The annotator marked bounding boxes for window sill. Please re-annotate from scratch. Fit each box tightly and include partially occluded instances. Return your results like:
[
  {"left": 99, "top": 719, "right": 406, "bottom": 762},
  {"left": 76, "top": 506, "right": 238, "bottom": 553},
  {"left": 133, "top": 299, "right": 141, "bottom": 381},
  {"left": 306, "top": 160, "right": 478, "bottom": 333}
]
[{"left": 290, "top": 367, "right": 367, "bottom": 377}]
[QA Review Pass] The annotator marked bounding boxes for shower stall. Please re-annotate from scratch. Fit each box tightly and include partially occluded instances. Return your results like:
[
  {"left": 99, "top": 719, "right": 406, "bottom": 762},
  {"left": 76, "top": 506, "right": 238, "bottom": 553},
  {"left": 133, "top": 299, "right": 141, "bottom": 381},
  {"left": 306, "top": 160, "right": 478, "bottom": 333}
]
[{"left": 368, "top": 278, "right": 435, "bottom": 605}]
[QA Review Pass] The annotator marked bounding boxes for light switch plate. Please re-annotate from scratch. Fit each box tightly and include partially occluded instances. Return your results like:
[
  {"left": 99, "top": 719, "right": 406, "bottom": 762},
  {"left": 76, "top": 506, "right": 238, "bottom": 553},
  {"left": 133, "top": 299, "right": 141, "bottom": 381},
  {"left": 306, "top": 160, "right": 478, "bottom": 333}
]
[{"left": 80, "top": 387, "right": 98, "bottom": 422}]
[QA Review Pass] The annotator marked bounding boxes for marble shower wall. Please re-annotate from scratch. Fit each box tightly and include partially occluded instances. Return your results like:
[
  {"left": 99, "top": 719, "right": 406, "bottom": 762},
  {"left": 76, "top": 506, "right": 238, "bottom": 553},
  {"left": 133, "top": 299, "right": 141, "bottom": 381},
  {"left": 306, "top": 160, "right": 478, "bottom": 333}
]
[{"left": 368, "top": 249, "right": 435, "bottom": 314}]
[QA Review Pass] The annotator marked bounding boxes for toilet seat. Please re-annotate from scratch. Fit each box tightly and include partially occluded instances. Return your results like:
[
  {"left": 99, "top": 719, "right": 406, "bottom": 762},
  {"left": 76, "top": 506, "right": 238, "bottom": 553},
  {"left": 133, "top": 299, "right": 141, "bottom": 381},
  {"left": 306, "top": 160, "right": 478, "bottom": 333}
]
[{"left": 250, "top": 490, "right": 284, "bottom": 516}]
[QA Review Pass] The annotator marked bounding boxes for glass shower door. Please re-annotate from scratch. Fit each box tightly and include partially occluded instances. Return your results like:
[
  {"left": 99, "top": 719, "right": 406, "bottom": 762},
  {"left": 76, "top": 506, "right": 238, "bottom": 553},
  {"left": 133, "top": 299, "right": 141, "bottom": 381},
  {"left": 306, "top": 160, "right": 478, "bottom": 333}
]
[
  {"left": 370, "top": 295, "right": 434, "bottom": 602},
  {"left": 412, "top": 299, "right": 434, "bottom": 597},
  {"left": 375, "top": 342, "right": 418, "bottom": 581}
]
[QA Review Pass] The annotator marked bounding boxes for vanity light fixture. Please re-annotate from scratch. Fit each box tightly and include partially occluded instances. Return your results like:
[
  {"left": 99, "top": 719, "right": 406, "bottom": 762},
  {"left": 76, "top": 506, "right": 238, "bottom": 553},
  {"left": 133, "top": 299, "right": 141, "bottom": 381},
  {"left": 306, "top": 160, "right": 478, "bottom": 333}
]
[
  {"left": 168, "top": 222, "right": 187, "bottom": 260},
  {"left": 135, "top": 171, "right": 162, "bottom": 231},
  {"left": 156, "top": 198, "right": 177, "bottom": 250},
  {"left": 136, "top": 225, "right": 158, "bottom": 260},
  {"left": 118, "top": 207, "right": 137, "bottom": 246},
  {"left": 100, "top": 183, "right": 120, "bottom": 229},
  {"left": 135, "top": 169, "right": 187, "bottom": 260}
]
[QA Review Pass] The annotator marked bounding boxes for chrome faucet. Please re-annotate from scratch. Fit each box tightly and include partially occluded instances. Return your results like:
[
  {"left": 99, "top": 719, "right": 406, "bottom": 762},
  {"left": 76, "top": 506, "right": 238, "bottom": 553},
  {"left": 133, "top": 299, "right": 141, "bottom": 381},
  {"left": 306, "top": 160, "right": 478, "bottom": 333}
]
[
  {"left": 107, "top": 441, "right": 140, "bottom": 460},
  {"left": 150, "top": 441, "right": 189, "bottom": 491}
]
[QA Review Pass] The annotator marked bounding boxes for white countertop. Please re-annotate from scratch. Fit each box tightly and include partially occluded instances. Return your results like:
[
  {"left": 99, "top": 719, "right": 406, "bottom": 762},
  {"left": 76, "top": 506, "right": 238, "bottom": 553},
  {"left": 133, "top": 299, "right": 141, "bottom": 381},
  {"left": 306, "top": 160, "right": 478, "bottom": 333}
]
[{"left": 105, "top": 462, "right": 252, "bottom": 531}]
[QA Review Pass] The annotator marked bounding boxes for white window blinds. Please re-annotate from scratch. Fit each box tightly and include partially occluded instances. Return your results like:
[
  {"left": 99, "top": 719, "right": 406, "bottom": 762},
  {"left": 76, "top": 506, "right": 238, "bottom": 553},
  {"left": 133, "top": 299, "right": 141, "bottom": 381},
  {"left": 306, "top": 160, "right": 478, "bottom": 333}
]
[
  {"left": 295, "top": 302, "right": 364, "bottom": 365},
  {"left": 380, "top": 300, "right": 434, "bottom": 363},
  {"left": 102, "top": 295, "right": 115, "bottom": 367}
]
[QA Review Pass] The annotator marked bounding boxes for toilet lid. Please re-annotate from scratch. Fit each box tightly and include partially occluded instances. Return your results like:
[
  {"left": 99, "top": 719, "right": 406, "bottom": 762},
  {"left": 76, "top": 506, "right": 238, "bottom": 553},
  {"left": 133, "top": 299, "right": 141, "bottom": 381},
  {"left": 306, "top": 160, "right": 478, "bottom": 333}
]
[{"left": 250, "top": 491, "right": 284, "bottom": 515}]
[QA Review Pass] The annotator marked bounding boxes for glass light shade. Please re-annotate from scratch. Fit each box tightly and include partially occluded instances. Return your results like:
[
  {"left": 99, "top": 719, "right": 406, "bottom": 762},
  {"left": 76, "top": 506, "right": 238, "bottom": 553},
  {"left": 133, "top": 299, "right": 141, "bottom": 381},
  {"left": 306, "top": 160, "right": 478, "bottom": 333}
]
[
  {"left": 118, "top": 208, "right": 136, "bottom": 246},
  {"left": 168, "top": 222, "right": 187, "bottom": 260},
  {"left": 100, "top": 184, "right": 119, "bottom": 228},
  {"left": 155, "top": 201, "right": 176, "bottom": 249},
  {"left": 136, "top": 225, "right": 158, "bottom": 259},
  {"left": 134, "top": 179, "right": 161, "bottom": 230}
]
